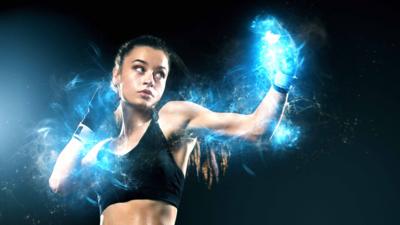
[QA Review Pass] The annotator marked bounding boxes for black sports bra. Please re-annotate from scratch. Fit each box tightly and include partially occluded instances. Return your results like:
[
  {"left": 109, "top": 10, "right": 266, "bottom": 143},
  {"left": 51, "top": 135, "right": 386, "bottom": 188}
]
[{"left": 91, "top": 118, "right": 185, "bottom": 214}]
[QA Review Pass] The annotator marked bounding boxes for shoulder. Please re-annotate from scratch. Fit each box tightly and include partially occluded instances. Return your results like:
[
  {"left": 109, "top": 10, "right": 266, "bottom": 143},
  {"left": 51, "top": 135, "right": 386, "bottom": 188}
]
[
  {"left": 157, "top": 101, "right": 200, "bottom": 139},
  {"left": 159, "top": 101, "right": 197, "bottom": 113},
  {"left": 158, "top": 100, "right": 215, "bottom": 131},
  {"left": 159, "top": 101, "right": 207, "bottom": 119}
]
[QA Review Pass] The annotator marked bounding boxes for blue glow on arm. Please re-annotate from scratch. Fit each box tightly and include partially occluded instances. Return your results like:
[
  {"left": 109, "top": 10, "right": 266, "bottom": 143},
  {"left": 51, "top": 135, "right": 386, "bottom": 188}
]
[
  {"left": 270, "top": 122, "right": 301, "bottom": 149},
  {"left": 251, "top": 16, "right": 304, "bottom": 148}
]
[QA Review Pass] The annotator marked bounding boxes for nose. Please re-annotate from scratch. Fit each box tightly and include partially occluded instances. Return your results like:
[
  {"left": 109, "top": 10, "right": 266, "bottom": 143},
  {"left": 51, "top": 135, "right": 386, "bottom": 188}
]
[{"left": 143, "top": 71, "right": 155, "bottom": 87}]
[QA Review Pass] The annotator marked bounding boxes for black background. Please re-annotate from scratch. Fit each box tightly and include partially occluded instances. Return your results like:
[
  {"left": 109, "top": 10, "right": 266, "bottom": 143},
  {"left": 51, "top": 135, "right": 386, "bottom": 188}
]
[{"left": 0, "top": 1, "right": 399, "bottom": 225}]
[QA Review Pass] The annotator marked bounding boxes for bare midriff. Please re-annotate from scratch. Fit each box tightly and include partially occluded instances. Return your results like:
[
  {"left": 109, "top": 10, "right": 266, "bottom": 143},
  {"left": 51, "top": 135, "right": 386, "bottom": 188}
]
[{"left": 100, "top": 199, "right": 178, "bottom": 225}]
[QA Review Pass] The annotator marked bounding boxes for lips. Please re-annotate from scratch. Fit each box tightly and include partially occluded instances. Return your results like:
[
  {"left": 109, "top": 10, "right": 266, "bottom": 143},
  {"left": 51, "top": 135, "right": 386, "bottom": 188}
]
[{"left": 138, "top": 89, "right": 154, "bottom": 97}]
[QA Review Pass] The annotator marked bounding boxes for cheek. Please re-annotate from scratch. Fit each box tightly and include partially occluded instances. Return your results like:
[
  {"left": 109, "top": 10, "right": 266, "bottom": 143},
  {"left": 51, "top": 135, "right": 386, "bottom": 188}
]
[
  {"left": 120, "top": 83, "right": 138, "bottom": 100},
  {"left": 155, "top": 82, "right": 166, "bottom": 96},
  {"left": 122, "top": 75, "right": 140, "bottom": 91}
]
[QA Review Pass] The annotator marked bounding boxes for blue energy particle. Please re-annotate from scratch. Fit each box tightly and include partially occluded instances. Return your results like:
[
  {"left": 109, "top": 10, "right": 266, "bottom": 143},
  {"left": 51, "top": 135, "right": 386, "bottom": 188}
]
[
  {"left": 251, "top": 16, "right": 303, "bottom": 148},
  {"left": 251, "top": 16, "right": 303, "bottom": 83},
  {"left": 271, "top": 122, "right": 301, "bottom": 148}
]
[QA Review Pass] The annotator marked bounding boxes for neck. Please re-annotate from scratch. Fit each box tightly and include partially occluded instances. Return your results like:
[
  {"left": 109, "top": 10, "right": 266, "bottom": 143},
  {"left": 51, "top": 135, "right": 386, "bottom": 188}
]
[{"left": 118, "top": 102, "right": 153, "bottom": 139}]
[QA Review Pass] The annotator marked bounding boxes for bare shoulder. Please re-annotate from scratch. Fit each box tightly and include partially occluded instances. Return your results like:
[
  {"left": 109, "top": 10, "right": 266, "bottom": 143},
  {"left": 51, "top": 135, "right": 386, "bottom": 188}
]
[
  {"left": 159, "top": 101, "right": 200, "bottom": 114},
  {"left": 157, "top": 101, "right": 197, "bottom": 140}
]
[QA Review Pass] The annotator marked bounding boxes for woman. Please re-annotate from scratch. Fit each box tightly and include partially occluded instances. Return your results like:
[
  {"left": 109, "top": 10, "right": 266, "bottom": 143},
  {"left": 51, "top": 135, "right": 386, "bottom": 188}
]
[{"left": 49, "top": 35, "right": 290, "bottom": 225}]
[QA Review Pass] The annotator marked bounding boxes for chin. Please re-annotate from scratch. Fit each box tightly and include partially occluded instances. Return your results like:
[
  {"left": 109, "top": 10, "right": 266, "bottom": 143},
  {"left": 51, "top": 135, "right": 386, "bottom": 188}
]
[{"left": 127, "top": 99, "right": 158, "bottom": 111}]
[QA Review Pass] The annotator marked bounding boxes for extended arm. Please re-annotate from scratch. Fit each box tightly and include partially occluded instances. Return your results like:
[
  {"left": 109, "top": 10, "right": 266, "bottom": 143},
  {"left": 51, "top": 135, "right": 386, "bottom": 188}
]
[{"left": 170, "top": 86, "right": 287, "bottom": 142}]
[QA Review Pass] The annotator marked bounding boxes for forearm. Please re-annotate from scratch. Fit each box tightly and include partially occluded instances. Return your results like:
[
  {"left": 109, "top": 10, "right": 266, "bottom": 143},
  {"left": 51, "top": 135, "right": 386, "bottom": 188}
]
[
  {"left": 250, "top": 86, "right": 288, "bottom": 139},
  {"left": 49, "top": 124, "right": 94, "bottom": 193},
  {"left": 49, "top": 84, "right": 118, "bottom": 193}
]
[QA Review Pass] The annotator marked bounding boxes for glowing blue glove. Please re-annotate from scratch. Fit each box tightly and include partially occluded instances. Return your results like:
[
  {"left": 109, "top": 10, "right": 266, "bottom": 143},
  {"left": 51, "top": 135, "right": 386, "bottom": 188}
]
[
  {"left": 262, "top": 29, "right": 299, "bottom": 93},
  {"left": 272, "top": 71, "right": 295, "bottom": 93},
  {"left": 252, "top": 17, "right": 301, "bottom": 93}
]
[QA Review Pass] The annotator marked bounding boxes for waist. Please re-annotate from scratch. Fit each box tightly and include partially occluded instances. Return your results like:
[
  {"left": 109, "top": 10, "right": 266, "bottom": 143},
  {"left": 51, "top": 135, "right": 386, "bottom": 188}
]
[
  {"left": 97, "top": 185, "right": 183, "bottom": 214},
  {"left": 100, "top": 199, "right": 178, "bottom": 225}
]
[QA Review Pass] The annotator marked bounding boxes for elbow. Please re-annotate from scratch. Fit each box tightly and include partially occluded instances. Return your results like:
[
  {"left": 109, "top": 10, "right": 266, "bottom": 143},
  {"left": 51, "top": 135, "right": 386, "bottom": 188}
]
[
  {"left": 239, "top": 127, "right": 265, "bottom": 142},
  {"left": 244, "top": 125, "right": 274, "bottom": 143},
  {"left": 244, "top": 132, "right": 269, "bottom": 143},
  {"left": 49, "top": 176, "right": 60, "bottom": 193},
  {"left": 49, "top": 175, "right": 66, "bottom": 194},
  {"left": 246, "top": 115, "right": 278, "bottom": 142}
]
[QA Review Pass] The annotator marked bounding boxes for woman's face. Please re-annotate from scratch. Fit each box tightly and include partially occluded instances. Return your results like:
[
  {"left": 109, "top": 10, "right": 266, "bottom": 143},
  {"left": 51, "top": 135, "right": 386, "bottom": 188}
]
[{"left": 113, "top": 46, "right": 169, "bottom": 110}]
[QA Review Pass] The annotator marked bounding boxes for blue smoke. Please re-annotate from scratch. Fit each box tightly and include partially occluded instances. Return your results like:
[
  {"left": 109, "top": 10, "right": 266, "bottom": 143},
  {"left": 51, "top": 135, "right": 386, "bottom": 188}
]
[{"left": 33, "top": 15, "right": 307, "bottom": 206}]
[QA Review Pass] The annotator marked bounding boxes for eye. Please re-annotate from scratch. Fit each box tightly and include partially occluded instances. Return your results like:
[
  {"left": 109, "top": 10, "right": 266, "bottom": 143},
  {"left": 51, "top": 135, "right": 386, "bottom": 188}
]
[
  {"left": 153, "top": 71, "right": 166, "bottom": 80},
  {"left": 133, "top": 65, "right": 145, "bottom": 73}
]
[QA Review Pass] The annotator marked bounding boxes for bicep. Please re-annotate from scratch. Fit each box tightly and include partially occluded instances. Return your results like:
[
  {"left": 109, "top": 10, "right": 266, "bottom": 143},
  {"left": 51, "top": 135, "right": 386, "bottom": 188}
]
[{"left": 183, "top": 102, "right": 256, "bottom": 139}]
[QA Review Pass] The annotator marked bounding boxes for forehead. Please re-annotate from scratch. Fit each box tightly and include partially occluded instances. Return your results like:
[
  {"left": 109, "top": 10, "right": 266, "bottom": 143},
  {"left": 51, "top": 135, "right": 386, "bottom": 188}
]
[{"left": 124, "top": 46, "right": 169, "bottom": 69}]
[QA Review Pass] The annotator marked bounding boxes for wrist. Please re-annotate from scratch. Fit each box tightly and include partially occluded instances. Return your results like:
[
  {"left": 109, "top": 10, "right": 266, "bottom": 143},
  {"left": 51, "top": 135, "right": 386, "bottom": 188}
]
[
  {"left": 73, "top": 123, "right": 95, "bottom": 143},
  {"left": 273, "top": 71, "right": 293, "bottom": 91},
  {"left": 272, "top": 84, "right": 289, "bottom": 94}
]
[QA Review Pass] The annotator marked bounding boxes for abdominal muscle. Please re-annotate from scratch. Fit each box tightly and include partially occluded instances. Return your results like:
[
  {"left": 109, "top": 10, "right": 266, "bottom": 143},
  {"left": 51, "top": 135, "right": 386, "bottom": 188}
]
[{"left": 100, "top": 199, "right": 177, "bottom": 225}]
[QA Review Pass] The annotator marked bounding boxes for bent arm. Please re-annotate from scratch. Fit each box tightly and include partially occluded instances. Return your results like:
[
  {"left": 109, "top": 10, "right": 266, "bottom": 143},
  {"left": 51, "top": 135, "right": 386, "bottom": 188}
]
[
  {"left": 167, "top": 86, "right": 288, "bottom": 142},
  {"left": 250, "top": 86, "right": 288, "bottom": 140},
  {"left": 48, "top": 124, "right": 94, "bottom": 194}
]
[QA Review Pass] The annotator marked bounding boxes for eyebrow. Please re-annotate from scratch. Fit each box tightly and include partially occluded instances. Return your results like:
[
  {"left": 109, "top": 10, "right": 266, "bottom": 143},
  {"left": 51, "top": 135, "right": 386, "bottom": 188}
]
[
  {"left": 132, "top": 59, "right": 148, "bottom": 65},
  {"left": 131, "top": 59, "right": 167, "bottom": 71}
]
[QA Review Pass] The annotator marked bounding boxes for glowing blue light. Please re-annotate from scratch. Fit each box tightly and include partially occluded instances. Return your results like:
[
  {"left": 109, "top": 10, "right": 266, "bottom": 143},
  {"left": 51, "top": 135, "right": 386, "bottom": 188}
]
[
  {"left": 32, "top": 16, "right": 307, "bottom": 202},
  {"left": 65, "top": 75, "right": 83, "bottom": 91},
  {"left": 251, "top": 16, "right": 303, "bottom": 84},
  {"left": 249, "top": 16, "right": 304, "bottom": 149},
  {"left": 271, "top": 122, "right": 300, "bottom": 148}
]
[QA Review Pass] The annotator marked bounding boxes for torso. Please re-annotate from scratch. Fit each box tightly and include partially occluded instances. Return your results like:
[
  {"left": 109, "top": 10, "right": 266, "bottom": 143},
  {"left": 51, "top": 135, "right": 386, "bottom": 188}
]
[
  {"left": 100, "top": 199, "right": 178, "bottom": 225},
  {"left": 83, "top": 102, "right": 197, "bottom": 225}
]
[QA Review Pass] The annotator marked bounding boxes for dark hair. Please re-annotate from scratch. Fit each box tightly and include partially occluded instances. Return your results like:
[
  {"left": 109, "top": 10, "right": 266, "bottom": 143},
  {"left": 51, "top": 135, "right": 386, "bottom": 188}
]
[
  {"left": 112, "top": 35, "right": 189, "bottom": 106},
  {"left": 111, "top": 35, "right": 229, "bottom": 188},
  {"left": 114, "top": 35, "right": 173, "bottom": 72}
]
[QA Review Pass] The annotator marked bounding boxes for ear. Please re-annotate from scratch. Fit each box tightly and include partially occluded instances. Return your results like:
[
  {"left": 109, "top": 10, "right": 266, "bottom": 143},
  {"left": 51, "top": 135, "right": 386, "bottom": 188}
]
[{"left": 112, "top": 65, "right": 121, "bottom": 86}]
